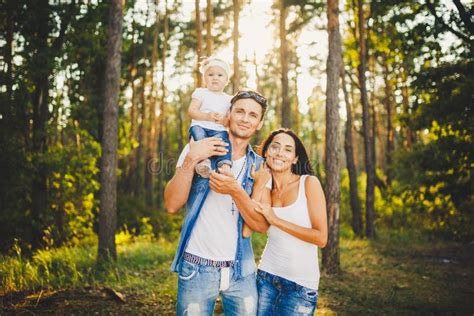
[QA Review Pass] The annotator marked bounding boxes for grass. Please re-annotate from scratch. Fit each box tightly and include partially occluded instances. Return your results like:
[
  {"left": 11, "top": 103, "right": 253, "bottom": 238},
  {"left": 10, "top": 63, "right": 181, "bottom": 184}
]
[
  {"left": 1, "top": 231, "right": 473, "bottom": 315},
  {"left": 1, "top": 236, "right": 177, "bottom": 293},
  {"left": 318, "top": 235, "right": 474, "bottom": 315}
]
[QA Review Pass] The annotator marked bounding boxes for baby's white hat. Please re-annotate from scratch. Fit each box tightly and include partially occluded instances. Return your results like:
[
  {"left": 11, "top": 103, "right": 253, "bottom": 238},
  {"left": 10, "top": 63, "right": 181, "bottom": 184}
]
[{"left": 199, "top": 57, "right": 231, "bottom": 78}]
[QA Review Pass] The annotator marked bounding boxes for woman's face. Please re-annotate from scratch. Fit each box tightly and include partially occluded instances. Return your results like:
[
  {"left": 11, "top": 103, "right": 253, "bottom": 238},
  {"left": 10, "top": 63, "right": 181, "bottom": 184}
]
[{"left": 265, "top": 133, "right": 298, "bottom": 173}]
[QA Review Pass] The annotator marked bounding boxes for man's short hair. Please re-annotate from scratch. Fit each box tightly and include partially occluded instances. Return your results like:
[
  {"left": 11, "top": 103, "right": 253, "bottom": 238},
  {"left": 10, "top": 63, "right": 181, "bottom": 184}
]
[{"left": 230, "top": 90, "right": 268, "bottom": 121}]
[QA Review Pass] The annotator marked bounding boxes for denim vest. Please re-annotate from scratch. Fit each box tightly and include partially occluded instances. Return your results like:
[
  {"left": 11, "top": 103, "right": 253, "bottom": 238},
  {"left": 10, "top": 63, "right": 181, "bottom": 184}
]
[{"left": 170, "top": 144, "right": 264, "bottom": 280}]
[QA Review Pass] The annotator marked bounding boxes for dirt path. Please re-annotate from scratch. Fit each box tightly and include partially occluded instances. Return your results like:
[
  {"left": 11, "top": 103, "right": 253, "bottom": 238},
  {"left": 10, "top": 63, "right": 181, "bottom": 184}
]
[{"left": 1, "top": 287, "right": 175, "bottom": 315}]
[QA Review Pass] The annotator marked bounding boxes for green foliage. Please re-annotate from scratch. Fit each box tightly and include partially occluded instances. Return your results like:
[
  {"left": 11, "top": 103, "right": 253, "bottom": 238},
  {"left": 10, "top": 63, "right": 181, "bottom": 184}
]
[
  {"left": 0, "top": 230, "right": 177, "bottom": 294},
  {"left": 45, "top": 124, "right": 101, "bottom": 247},
  {"left": 339, "top": 169, "right": 471, "bottom": 239},
  {"left": 63, "top": 1, "right": 108, "bottom": 141},
  {"left": 393, "top": 60, "right": 474, "bottom": 240},
  {"left": 116, "top": 194, "right": 184, "bottom": 242},
  {"left": 0, "top": 133, "right": 32, "bottom": 252},
  {"left": 251, "top": 232, "right": 268, "bottom": 260}
]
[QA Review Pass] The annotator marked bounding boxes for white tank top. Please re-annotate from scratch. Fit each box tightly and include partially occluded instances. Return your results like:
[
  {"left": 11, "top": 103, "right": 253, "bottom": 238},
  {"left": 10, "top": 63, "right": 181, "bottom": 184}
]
[{"left": 258, "top": 175, "right": 320, "bottom": 290}]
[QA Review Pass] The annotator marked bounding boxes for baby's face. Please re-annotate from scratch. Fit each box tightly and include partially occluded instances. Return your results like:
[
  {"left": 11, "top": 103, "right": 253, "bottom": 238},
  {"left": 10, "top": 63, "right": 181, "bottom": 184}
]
[{"left": 204, "top": 66, "right": 228, "bottom": 92}]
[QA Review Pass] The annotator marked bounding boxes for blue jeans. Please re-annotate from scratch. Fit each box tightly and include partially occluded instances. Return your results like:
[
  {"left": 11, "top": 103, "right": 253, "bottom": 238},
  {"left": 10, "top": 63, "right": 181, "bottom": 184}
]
[
  {"left": 189, "top": 125, "right": 232, "bottom": 170},
  {"left": 177, "top": 260, "right": 258, "bottom": 315},
  {"left": 256, "top": 270, "right": 318, "bottom": 316}
]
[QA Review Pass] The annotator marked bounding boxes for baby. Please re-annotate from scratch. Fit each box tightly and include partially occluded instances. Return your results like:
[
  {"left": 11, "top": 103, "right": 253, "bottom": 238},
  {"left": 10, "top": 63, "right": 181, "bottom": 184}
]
[{"left": 188, "top": 57, "right": 232, "bottom": 177}]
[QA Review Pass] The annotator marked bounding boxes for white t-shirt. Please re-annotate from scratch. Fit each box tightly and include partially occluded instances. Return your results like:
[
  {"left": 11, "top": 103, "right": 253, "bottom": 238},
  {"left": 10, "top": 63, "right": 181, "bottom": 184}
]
[
  {"left": 190, "top": 88, "right": 232, "bottom": 131},
  {"left": 259, "top": 175, "right": 320, "bottom": 290},
  {"left": 176, "top": 144, "right": 247, "bottom": 261}
]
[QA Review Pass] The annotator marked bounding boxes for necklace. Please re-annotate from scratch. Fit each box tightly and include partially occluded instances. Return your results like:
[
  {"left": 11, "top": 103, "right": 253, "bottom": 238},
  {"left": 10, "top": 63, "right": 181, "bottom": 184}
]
[{"left": 231, "top": 156, "right": 247, "bottom": 216}]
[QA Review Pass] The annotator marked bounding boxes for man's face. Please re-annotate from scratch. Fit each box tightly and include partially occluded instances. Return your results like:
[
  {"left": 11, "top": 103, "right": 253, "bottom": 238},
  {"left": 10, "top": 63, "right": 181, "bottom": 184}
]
[{"left": 228, "top": 98, "right": 264, "bottom": 139}]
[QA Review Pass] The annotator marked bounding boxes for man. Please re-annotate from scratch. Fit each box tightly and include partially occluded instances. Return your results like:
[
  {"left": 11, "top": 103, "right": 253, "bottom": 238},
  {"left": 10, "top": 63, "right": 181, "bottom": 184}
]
[{"left": 164, "top": 90, "right": 270, "bottom": 315}]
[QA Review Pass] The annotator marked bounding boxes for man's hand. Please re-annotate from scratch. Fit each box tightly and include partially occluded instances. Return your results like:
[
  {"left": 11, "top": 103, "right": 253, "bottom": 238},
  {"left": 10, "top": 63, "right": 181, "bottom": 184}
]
[
  {"left": 188, "top": 137, "right": 229, "bottom": 162},
  {"left": 209, "top": 170, "right": 240, "bottom": 196}
]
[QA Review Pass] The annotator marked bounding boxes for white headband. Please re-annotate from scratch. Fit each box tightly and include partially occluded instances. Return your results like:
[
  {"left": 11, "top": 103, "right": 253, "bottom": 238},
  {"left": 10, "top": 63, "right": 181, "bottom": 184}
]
[{"left": 199, "top": 58, "right": 231, "bottom": 78}]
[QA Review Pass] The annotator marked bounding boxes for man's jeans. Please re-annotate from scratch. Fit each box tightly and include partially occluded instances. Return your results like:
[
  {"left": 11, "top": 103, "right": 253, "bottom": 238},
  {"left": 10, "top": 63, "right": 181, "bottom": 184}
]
[
  {"left": 189, "top": 125, "right": 232, "bottom": 170},
  {"left": 177, "top": 260, "right": 258, "bottom": 315},
  {"left": 256, "top": 270, "right": 318, "bottom": 316}
]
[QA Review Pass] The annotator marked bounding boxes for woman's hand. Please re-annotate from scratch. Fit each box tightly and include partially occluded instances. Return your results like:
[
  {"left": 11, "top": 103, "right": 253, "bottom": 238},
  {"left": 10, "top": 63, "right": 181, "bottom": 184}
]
[
  {"left": 254, "top": 201, "right": 277, "bottom": 225},
  {"left": 250, "top": 161, "right": 271, "bottom": 188}
]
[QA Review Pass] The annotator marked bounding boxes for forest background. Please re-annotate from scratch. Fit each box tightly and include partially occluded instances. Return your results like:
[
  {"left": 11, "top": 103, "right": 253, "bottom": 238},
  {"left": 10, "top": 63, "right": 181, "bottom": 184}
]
[{"left": 0, "top": 0, "right": 472, "bottom": 314}]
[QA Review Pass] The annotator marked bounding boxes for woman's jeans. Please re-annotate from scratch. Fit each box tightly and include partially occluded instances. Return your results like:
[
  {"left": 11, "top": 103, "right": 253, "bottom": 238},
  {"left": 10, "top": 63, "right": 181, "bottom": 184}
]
[
  {"left": 177, "top": 260, "right": 258, "bottom": 315},
  {"left": 189, "top": 125, "right": 232, "bottom": 170},
  {"left": 256, "top": 270, "right": 318, "bottom": 316}
]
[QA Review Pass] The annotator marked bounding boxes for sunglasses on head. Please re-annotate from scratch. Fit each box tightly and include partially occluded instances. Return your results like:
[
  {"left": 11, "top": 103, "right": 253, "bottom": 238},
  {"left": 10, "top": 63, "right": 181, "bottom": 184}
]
[{"left": 232, "top": 90, "right": 267, "bottom": 106}]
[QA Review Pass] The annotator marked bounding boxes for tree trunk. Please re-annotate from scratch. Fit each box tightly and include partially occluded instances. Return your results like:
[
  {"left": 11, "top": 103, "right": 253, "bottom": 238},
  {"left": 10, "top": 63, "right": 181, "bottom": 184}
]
[
  {"left": 145, "top": 2, "right": 160, "bottom": 208},
  {"left": 206, "top": 0, "right": 213, "bottom": 56},
  {"left": 371, "top": 100, "right": 377, "bottom": 179},
  {"left": 401, "top": 64, "right": 413, "bottom": 150},
  {"left": 357, "top": 0, "right": 375, "bottom": 239},
  {"left": 252, "top": 50, "right": 262, "bottom": 144},
  {"left": 382, "top": 54, "right": 394, "bottom": 185},
  {"left": 348, "top": 73, "right": 360, "bottom": 171},
  {"left": 232, "top": 0, "right": 240, "bottom": 92},
  {"left": 369, "top": 54, "right": 378, "bottom": 174},
  {"left": 176, "top": 90, "right": 184, "bottom": 151},
  {"left": 126, "top": 17, "right": 138, "bottom": 195},
  {"left": 308, "top": 104, "right": 319, "bottom": 168},
  {"left": 293, "top": 57, "right": 300, "bottom": 135},
  {"left": 375, "top": 103, "right": 385, "bottom": 173},
  {"left": 135, "top": 78, "right": 146, "bottom": 198},
  {"left": 157, "top": 1, "right": 169, "bottom": 208},
  {"left": 279, "top": 0, "right": 291, "bottom": 128},
  {"left": 136, "top": 6, "right": 151, "bottom": 199},
  {"left": 31, "top": 78, "right": 49, "bottom": 249},
  {"left": 322, "top": 0, "right": 342, "bottom": 274},
  {"left": 98, "top": 0, "right": 122, "bottom": 262},
  {"left": 195, "top": 0, "right": 203, "bottom": 87},
  {"left": 30, "top": 0, "right": 52, "bottom": 249},
  {"left": 341, "top": 64, "right": 363, "bottom": 237},
  {"left": 5, "top": 2, "right": 13, "bottom": 103}
]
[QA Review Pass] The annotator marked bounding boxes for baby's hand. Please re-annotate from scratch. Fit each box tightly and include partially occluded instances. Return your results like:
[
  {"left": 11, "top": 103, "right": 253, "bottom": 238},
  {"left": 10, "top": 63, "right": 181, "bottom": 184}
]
[
  {"left": 210, "top": 113, "right": 227, "bottom": 126},
  {"left": 209, "top": 112, "right": 221, "bottom": 123},
  {"left": 215, "top": 114, "right": 228, "bottom": 126},
  {"left": 208, "top": 112, "right": 220, "bottom": 122}
]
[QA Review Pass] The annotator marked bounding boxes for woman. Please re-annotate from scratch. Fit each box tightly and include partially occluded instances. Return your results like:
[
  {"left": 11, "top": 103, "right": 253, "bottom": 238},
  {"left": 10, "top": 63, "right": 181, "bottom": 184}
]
[{"left": 252, "top": 128, "right": 328, "bottom": 316}]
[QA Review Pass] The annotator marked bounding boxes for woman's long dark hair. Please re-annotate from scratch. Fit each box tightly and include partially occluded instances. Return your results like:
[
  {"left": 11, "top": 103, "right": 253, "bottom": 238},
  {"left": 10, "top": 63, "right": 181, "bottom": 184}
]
[{"left": 259, "top": 128, "right": 314, "bottom": 175}]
